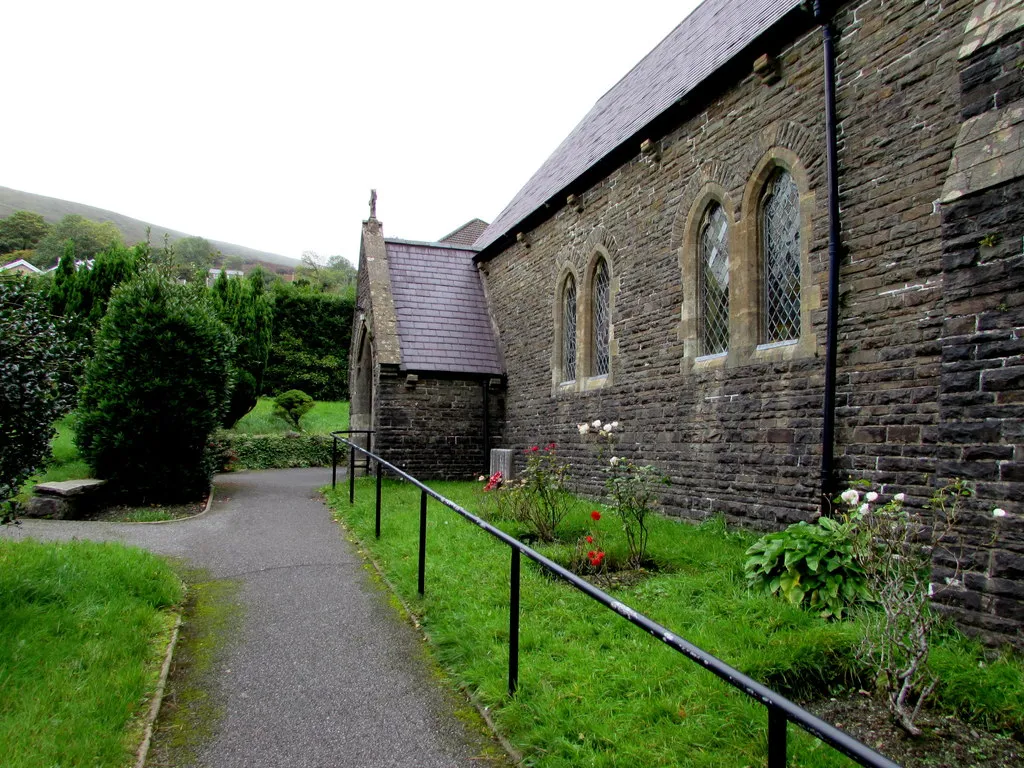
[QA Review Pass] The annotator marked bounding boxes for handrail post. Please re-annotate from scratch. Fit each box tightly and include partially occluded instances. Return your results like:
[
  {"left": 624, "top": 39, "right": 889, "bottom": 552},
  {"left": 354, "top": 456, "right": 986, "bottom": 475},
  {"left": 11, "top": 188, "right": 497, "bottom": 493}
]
[
  {"left": 348, "top": 444, "right": 356, "bottom": 504},
  {"left": 418, "top": 490, "right": 427, "bottom": 595},
  {"left": 768, "top": 705, "right": 787, "bottom": 768},
  {"left": 509, "top": 546, "right": 520, "bottom": 697},
  {"left": 331, "top": 435, "right": 337, "bottom": 489},
  {"left": 375, "top": 461, "right": 382, "bottom": 539}
]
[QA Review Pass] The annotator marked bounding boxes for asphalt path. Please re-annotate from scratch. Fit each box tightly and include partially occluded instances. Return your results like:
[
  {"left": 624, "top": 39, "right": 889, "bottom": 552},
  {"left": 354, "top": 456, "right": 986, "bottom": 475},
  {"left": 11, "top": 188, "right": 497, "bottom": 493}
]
[{"left": 3, "top": 468, "right": 504, "bottom": 768}]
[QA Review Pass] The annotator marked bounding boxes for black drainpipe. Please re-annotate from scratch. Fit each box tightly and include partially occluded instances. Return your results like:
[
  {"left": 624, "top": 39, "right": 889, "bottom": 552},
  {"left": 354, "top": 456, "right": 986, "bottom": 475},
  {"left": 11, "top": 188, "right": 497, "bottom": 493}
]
[
  {"left": 815, "top": 0, "right": 842, "bottom": 512},
  {"left": 482, "top": 378, "right": 491, "bottom": 472}
]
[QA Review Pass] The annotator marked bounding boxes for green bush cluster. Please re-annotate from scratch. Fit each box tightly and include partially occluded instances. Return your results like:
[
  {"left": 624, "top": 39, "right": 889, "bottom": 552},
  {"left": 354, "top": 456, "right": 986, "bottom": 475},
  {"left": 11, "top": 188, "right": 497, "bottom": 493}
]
[
  {"left": 213, "top": 432, "right": 333, "bottom": 470},
  {"left": 75, "top": 271, "right": 233, "bottom": 503},
  {"left": 263, "top": 283, "right": 353, "bottom": 400}
]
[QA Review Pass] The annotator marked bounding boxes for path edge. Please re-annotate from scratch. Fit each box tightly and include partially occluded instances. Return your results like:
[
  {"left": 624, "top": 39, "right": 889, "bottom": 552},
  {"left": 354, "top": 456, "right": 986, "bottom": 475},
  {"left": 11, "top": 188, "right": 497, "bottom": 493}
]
[
  {"left": 332, "top": 512, "right": 524, "bottom": 766},
  {"left": 134, "top": 606, "right": 184, "bottom": 768}
]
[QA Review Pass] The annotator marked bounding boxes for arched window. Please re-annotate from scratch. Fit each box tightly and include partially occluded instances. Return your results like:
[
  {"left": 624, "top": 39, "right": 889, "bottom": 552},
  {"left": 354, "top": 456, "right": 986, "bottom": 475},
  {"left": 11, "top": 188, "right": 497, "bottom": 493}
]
[
  {"left": 592, "top": 258, "right": 610, "bottom": 376},
  {"left": 561, "top": 275, "right": 577, "bottom": 382},
  {"left": 761, "top": 169, "right": 801, "bottom": 344},
  {"left": 699, "top": 203, "right": 729, "bottom": 356}
]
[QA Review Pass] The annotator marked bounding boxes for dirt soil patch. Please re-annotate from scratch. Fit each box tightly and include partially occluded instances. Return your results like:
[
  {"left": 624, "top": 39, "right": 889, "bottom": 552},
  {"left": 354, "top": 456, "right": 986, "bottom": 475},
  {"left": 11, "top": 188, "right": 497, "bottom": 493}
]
[
  {"left": 804, "top": 692, "right": 1022, "bottom": 767},
  {"left": 90, "top": 498, "right": 206, "bottom": 523}
]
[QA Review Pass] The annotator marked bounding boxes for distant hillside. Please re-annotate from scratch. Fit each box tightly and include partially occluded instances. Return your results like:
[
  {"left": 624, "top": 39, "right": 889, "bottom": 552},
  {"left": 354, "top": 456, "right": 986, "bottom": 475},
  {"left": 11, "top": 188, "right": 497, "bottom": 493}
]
[{"left": 0, "top": 186, "right": 298, "bottom": 274}]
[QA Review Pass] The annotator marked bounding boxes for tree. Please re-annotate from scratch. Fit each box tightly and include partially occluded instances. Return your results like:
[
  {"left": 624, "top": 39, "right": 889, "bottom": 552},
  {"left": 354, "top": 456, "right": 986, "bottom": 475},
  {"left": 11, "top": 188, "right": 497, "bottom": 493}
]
[
  {"left": 263, "top": 281, "right": 353, "bottom": 400},
  {"left": 63, "top": 242, "right": 148, "bottom": 343},
  {"left": 0, "top": 211, "right": 50, "bottom": 255},
  {"left": 33, "top": 215, "right": 123, "bottom": 268},
  {"left": 0, "top": 278, "right": 82, "bottom": 522},
  {"left": 210, "top": 269, "right": 273, "bottom": 426},
  {"left": 75, "top": 270, "right": 234, "bottom": 503},
  {"left": 294, "top": 251, "right": 357, "bottom": 295},
  {"left": 48, "top": 241, "right": 78, "bottom": 317}
]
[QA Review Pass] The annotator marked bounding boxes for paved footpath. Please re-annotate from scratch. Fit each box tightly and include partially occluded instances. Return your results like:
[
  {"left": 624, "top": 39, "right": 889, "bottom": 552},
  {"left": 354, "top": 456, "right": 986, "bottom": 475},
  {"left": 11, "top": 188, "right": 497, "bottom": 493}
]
[{"left": 3, "top": 468, "right": 504, "bottom": 768}]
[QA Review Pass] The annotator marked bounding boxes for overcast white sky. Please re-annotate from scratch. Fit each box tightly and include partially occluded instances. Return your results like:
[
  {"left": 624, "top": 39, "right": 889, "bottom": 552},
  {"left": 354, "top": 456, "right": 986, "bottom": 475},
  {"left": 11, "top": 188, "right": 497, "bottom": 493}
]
[{"left": 6, "top": 1, "right": 703, "bottom": 265}]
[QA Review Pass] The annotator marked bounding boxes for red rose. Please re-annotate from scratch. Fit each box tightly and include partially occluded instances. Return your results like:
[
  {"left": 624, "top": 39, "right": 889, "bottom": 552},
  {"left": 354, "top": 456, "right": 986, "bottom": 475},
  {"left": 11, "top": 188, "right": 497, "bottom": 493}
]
[
  {"left": 585, "top": 535, "right": 593, "bottom": 543},
  {"left": 591, "top": 510, "right": 601, "bottom": 521}
]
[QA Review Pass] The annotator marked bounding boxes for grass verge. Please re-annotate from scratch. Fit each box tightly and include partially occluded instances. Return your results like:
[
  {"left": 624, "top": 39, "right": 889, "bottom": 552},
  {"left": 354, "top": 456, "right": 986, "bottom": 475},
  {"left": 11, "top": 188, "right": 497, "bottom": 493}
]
[
  {"left": 0, "top": 539, "right": 184, "bottom": 768},
  {"left": 326, "top": 479, "right": 1024, "bottom": 768}
]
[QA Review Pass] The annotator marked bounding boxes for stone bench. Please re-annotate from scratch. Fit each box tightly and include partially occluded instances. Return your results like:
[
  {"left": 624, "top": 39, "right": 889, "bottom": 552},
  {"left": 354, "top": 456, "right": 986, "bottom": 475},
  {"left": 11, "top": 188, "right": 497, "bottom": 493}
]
[{"left": 22, "top": 479, "right": 108, "bottom": 520}]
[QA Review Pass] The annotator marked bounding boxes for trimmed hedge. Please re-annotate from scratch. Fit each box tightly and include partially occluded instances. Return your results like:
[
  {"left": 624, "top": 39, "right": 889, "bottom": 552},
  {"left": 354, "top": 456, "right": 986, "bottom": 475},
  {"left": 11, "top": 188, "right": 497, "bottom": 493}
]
[{"left": 215, "top": 432, "right": 334, "bottom": 471}]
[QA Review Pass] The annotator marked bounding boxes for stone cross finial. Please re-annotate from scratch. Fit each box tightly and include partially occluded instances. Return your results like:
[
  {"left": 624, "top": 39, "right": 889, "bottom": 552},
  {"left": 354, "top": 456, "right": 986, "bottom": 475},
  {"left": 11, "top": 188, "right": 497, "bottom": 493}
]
[{"left": 369, "top": 189, "right": 377, "bottom": 220}]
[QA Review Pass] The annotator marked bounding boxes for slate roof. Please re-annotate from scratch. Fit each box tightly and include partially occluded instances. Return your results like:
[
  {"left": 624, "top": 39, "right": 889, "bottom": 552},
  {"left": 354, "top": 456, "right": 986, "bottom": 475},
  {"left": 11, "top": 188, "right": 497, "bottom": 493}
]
[
  {"left": 439, "top": 218, "right": 489, "bottom": 246},
  {"left": 386, "top": 238, "right": 503, "bottom": 375},
  {"left": 474, "top": 0, "right": 802, "bottom": 252}
]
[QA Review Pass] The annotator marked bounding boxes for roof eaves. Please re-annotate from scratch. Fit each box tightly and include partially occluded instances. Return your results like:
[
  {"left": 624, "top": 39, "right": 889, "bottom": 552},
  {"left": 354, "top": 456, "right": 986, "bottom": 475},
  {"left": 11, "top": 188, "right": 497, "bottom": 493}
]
[{"left": 473, "top": 0, "right": 810, "bottom": 261}]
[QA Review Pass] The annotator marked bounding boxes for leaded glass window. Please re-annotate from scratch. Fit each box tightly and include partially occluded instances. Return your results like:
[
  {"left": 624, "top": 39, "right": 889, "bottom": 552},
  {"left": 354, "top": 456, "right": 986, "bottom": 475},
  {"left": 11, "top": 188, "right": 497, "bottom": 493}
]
[
  {"left": 699, "top": 203, "right": 729, "bottom": 356},
  {"left": 761, "top": 169, "right": 801, "bottom": 343},
  {"left": 562, "top": 275, "right": 577, "bottom": 382},
  {"left": 592, "top": 259, "right": 610, "bottom": 376}
]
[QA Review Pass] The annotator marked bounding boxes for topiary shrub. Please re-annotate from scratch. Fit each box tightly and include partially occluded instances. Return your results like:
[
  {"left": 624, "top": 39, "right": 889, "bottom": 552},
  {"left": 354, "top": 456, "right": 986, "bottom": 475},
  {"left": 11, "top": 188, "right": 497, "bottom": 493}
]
[
  {"left": 273, "top": 389, "right": 314, "bottom": 430},
  {"left": 75, "top": 270, "right": 233, "bottom": 503}
]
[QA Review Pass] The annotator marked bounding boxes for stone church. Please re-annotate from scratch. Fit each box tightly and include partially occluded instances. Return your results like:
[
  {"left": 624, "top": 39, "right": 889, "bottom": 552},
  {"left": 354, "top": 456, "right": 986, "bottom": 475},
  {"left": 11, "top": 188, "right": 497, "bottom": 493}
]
[{"left": 352, "top": 0, "right": 1024, "bottom": 643}]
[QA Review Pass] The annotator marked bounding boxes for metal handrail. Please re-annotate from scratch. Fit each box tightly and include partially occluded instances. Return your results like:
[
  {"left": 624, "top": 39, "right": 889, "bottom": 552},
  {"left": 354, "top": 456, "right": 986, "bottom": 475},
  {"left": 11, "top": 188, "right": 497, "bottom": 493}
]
[
  {"left": 331, "top": 436, "right": 899, "bottom": 768},
  {"left": 330, "top": 430, "right": 374, "bottom": 502}
]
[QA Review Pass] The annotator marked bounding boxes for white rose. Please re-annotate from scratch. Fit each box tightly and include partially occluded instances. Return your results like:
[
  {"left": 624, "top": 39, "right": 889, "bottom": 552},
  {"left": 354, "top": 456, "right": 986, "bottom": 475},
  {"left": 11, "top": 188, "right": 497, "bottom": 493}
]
[
  {"left": 993, "top": 508, "right": 1007, "bottom": 518},
  {"left": 840, "top": 489, "right": 859, "bottom": 506},
  {"left": 894, "top": 493, "right": 906, "bottom": 502},
  {"left": 592, "top": 419, "right": 602, "bottom": 428},
  {"left": 610, "top": 421, "right": 619, "bottom": 429},
  {"left": 858, "top": 503, "right": 870, "bottom": 514},
  {"left": 578, "top": 423, "right": 590, "bottom": 435},
  {"left": 610, "top": 456, "right": 620, "bottom": 466},
  {"left": 865, "top": 491, "right": 878, "bottom": 502}
]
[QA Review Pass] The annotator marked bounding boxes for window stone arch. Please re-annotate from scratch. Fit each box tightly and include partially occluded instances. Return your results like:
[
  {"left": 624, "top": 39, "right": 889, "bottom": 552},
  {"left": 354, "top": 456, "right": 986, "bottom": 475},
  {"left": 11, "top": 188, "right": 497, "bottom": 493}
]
[
  {"left": 552, "top": 266, "right": 580, "bottom": 389},
  {"left": 677, "top": 182, "right": 736, "bottom": 371},
  {"left": 738, "top": 146, "right": 819, "bottom": 362}
]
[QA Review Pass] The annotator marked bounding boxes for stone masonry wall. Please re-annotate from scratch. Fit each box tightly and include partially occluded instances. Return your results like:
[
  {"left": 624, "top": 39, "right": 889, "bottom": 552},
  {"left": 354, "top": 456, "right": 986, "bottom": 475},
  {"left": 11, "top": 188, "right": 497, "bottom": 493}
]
[
  {"left": 480, "top": 1, "right": 1024, "bottom": 642},
  {"left": 373, "top": 371, "right": 505, "bottom": 480}
]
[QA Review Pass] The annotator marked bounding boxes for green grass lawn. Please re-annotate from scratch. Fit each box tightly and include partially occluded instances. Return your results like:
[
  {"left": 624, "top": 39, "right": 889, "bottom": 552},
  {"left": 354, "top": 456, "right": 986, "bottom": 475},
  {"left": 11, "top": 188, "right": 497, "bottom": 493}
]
[
  {"left": 0, "top": 539, "right": 184, "bottom": 768},
  {"left": 230, "top": 397, "right": 349, "bottom": 435},
  {"left": 327, "top": 479, "right": 1024, "bottom": 768}
]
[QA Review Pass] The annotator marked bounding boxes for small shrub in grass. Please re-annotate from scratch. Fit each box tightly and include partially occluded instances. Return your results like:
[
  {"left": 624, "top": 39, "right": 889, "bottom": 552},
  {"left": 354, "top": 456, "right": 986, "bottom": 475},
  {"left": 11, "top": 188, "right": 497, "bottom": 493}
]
[
  {"left": 850, "top": 481, "right": 974, "bottom": 736},
  {"left": 743, "top": 510, "right": 869, "bottom": 619},
  {"left": 497, "top": 443, "right": 572, "bottom": 542},
  {"left": 579, "top": 418, "right": 669, "bottom": 567},
  {"left": 273, "top": 389, "right": 314, "bottom": 430}
]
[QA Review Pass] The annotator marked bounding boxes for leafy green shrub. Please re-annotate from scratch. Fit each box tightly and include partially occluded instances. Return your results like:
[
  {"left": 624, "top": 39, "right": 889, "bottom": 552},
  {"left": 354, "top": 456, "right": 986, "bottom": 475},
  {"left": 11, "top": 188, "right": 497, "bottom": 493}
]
[
  {"left": 214, "top": 432, "right": 333, "bottom": 470},
  {"left": 744, "top": 514, "right": 869, "bottom": 619},
  {"left": 75, "top": 271, "right": 233, "bottom": 503},
  {"left": 0, "top": 279, "right": 83, "bottom": 521},
  {"left": 273, "top": 389, "right": 314, "bottom": 430}
]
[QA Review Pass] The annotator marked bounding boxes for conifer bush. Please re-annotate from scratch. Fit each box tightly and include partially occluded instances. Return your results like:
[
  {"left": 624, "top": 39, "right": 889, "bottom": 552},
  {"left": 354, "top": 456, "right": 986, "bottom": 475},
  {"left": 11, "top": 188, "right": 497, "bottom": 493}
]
[{"left": 75, "top": 270, "right": 233, "bottom": 503}]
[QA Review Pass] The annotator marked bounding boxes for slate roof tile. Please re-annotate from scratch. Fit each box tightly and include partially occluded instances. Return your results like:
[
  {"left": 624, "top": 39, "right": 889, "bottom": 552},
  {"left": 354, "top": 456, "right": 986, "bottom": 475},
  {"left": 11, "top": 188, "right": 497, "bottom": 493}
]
[
  {"left": 474, "top": 0, "right": 801, "bottom": 252},
  {"left": 386, "top": 239, "right": 504, "bottom": 375}
]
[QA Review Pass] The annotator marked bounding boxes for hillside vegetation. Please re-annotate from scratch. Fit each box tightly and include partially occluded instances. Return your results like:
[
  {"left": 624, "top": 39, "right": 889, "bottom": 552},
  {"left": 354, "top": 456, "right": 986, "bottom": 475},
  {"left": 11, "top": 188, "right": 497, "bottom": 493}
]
[{"left": 0, "top": 185, "right": 297, "bottom": 274}]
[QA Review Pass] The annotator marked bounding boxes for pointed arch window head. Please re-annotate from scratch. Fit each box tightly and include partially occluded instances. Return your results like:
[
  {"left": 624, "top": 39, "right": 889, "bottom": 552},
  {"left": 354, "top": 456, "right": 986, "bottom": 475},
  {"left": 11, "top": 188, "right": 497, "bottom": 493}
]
[
  {"left": 592, "top": 258, "right": 610, "bottom": 376},
  {"left": 699, "top": 203, "right": 729, "bottom": 356},
  {"left": 761, "top": 169, "right": 801, "bottom": 344},
  {"left": 561, "top": 275, "right": 577, "bottom": 382}
]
